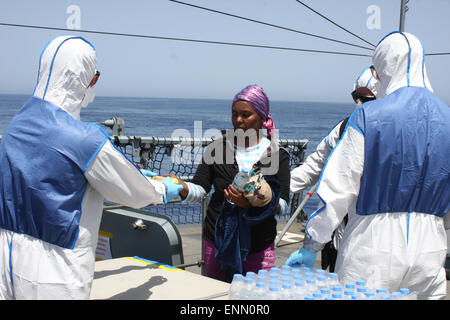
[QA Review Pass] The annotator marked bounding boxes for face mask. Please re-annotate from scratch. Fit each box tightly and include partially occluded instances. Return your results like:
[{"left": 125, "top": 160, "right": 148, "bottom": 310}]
[
  {"left": 80, "top": 86, "right": 96, "bottom": 108},
  {"left": 354, "top": 100, "right": 362, "bottom": 108}
]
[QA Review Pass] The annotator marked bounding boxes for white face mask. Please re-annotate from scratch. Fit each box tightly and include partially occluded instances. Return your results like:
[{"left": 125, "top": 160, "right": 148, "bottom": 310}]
[{"left": 80, "top": 86, "right": 96, "bottom": 108}]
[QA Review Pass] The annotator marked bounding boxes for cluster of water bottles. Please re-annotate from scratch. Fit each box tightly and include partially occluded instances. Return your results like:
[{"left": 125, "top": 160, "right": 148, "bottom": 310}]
[{"left": 229, "top": 265, "right": 417, "bottom": 300}]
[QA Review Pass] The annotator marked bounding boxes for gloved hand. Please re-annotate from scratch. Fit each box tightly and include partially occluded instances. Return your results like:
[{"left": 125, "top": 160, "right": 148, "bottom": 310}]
[
  {"left": 285, "top": 247, "right": 317, "bottom": 269},
  {"left": 140, "top": 169, "right": 157, "bottom": 177},
  {"left": 162, "top": 177, "right": 183, "bottom": 203}
]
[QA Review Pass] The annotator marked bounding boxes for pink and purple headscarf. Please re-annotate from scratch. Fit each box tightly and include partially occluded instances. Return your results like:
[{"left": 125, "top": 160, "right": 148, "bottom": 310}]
[{"left": 232, "top": 84, "right": 276, "bottom": 138}]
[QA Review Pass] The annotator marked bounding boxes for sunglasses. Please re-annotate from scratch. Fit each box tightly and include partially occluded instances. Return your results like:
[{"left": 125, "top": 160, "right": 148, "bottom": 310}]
[
  {"left": 351, "top": 86, "right": 376, "bottom": 104},
  {"left": 89, "top": 70, "right": 101, "bottom": 87},
  {"left": 370, "top": 65, "right": 379, "bottom": 80}
]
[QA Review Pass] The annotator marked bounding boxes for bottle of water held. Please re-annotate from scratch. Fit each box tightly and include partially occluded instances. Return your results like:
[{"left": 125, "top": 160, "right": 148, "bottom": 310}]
[
  {"left": 232, "top": 169, "right": 249, "bottom": 192},
  {"left": 229, "top": 274, "right": 244, "bottom": 300}
]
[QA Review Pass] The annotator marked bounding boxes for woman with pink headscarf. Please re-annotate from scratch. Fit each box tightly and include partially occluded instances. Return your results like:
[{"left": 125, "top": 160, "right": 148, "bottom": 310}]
[{"left": 174, "top": 84, "right": 291, "bottom": 282}]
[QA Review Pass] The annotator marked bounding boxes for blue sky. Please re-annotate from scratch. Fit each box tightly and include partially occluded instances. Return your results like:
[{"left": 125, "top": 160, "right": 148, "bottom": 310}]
[{"left": 0, "top": 0, "right": 449, "bottom": 103}]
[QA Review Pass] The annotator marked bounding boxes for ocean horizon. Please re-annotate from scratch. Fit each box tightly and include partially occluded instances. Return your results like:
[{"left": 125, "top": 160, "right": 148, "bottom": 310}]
[{"left": 0, "top": 93, "right": 356, "bottom": 217}]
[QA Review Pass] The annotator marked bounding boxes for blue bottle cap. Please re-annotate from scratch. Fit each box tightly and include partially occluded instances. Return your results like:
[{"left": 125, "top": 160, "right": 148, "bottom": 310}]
[
  {"left": 246, "top": 271, "right": 256, "bottom": 278},
  {"left": 256, "top": 281, "right": 266, "bottom": 288},
  {"left": 269, "top": 286, "right": 279, "bottom": 292},
  {"left": 304, "top": 295, "right": 315, "bottom": 300},
  {"left": 258, "top": 269, "right": 268, "bottom": 275},
  {"left": 328, "top": 272, "right": 338, "bottom": 279},
  {"left": 344, "top": 290, "right": 354, "bottom": 296},
  {"left": 400, "top": 288, "right": 410, "bottom": 294},
  {"left": 282, "top": 283, "right": 292, "bottom": 289},
  {"left": 321, "top": 288, "right": 331, "bottom": 295},
  {"left": 345, "top": 283, "right": 355, "bottom": 289},
  {"left": 270, "top": 267, "right": 280, "bottom": 273},
  {"left": 233, "top": 274, "right": 244, "bottom": 280},
  {"left": 376, "top": 288, "right": 387, "bottom": 294},
  {"left": 244, "top": 278, "right": 254, "bottom": 284},
  {"left": 313, "top": 292, "right": 322, "bottom": 298},
  {"left": 294, "top": 281, "right": 305, "bottom": 287},
  {"left": 356, "top": 280, "right": 366, "bottom": 286}
]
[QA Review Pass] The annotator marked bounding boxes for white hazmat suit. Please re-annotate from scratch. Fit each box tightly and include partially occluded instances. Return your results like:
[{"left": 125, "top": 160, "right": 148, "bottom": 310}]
[
  {"left": 0, "top": 36, "right": 170, "bottom": 300},
  {"left": 303, "top": 32, "right": 450, "bottom": 299}
]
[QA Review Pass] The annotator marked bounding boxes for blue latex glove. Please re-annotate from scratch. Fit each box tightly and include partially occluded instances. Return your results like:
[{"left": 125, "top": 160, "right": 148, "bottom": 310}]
[
  {"left": 162, "top": 177, "right": 183, "bottom": 203},
  {"left": 140, "top": 169, "right": 157, "bottom": 177},
  {"left": 285, "top": 247, "right": 317, "bottom": 269}
]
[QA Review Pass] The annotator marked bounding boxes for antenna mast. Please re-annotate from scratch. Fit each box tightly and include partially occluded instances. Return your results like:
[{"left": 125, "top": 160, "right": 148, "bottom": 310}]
[{"left": 399, "top": 0, "right": 409, "bottom": 32}]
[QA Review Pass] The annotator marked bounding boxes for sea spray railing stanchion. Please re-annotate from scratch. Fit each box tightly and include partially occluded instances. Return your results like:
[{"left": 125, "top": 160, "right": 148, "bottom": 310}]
[{"left": 274, "top": 182, "right": 318, "bottom": 247}]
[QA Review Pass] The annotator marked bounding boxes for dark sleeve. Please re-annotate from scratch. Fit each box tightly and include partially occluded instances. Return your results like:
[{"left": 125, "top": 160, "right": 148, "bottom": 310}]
[{"left": 277, "top": 148, "right": 291, "bottom": 202}]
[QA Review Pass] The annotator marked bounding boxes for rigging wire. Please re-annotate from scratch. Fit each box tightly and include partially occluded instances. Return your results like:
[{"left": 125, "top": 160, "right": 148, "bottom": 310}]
[
  {"left": 0, "top": 22, "right": 371, "bottom": 57},
  {"left": 0, "top": 22, "right": 446, "bottom": 57},
  {"left": 295, "top": 0, "right": 377, "bottom": 48},
  {"left": 168, "top": 0, "right": 374, "bottom": 51}
]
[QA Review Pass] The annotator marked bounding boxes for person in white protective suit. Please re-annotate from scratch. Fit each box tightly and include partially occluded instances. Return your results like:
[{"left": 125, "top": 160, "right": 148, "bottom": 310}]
[
  {"left": 286, "top": 31, "right": 450, "bottom": 299},
  {"left": 0, "top": 36, "right": 183, "bottom": 300},
  {"left": 290, "top": 67, "right": 377, "bottom": 272}
]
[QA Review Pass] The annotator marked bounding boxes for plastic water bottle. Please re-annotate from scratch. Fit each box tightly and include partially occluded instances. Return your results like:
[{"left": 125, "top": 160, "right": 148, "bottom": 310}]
[
  {"left": 365, "top": 291, "right": 376, "bottom": 300},
  {"left": 345, "top": 283, "right": 356, "bottom": 291},
  {"left": 320, "top": 287, "right": 331, "bottom": 298},
  {"left": 267, "top": 286, "right": 281, "bottom": 300},
  {"left": 239, "top": 278, "right": 255, "bottom": 300},
  {"left": 328, "top": 272, "right": 339, "bottom": 287},
  {"left": 331, "top": 293, "right": 343, "bottom": 300},
  {"left": 281, "top": 282, "right": 294, "bottom": 300},
  {"left": 292, "top": 274, "right": 304, "bottom": 285},
  {"left": 356, "top": 280, "right": 366, "bottom": 287},
  {"left": 229, "top": 274, "right": 245, "bottom": 300},
  {"left": 258, "top": 269, "right": 268, "bottom": 277},
  {"left": 375, "top": 288, "right": 387, "bottom": 300},
  {"left": 344, "top": 289, "right": 355, "bottom": 299},
  {"left": 399, "top": 288, "right": 417, "bottom": 300},
  {"left": 305, "top": 278, "right": 317, "bottom": 294},
  {"left": 270, "top": 267, "right": 280, "bottom": 274},
  {"left": 250, "top": 281, "right": 267, "bottom": 300},
  {"left": 312, "top": 292, "right": 323, "bottom": 300},
  {"left": 391, "top": 291, "right": 402, "bottom": 300},
  {"left": 316, "top": 275, "right": 328, "bottom": 290},
  {"left": 293, "top": 280, "right": 307, "bottom": 300},
  {"left": 232, "top": 169, "right": 249, "bottom": 192}
]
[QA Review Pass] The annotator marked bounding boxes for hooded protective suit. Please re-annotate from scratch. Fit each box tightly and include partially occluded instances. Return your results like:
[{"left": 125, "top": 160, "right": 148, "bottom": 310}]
[
  {"left": 303, "top": 32, "right": 450, "bottom": 299},
  {"left": 290, "top": 66, "right": 377, "bottom": 195},
  {"left": 0, "top": 36, "right": 169, "bottom": 299}
]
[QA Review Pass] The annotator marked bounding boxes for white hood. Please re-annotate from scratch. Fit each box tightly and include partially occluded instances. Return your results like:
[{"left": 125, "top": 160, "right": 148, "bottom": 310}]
[
  {"left": 33, "top": 36, "right": 97, "bottom": 120},
  {"left": 372, "top": 31, "right": 433, "bottom": 98},
  {"left": 354, "top": 66, "right": 378, "bottom": 97}
]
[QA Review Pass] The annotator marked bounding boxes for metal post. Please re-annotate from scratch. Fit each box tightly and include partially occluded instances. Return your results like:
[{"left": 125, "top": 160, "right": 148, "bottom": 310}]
[
  {"left": 399, "top": 0, "right": 407, "bottom": 32},
  {"left": 275, "top": 182, "right": 318, "bottom": 247}
]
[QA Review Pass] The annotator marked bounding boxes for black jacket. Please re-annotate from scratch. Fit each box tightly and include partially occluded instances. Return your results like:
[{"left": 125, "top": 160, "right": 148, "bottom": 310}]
[{"left": 192, "top": 133, "right": 291, "bottom": 253}]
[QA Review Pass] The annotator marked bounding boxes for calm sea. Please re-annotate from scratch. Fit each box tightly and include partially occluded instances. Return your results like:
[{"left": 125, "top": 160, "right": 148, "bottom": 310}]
[{"left": 0, "top": 94, "right": 355, "bottom": 215}]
